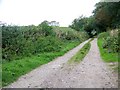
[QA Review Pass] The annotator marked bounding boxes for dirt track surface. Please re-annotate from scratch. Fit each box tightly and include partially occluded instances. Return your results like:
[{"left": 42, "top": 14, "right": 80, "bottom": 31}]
[{"left": 6, "top": 38, "right": 118, "bottom": 88}]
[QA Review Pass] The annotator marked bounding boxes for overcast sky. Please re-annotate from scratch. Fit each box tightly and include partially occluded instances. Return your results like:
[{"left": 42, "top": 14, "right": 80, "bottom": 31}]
[{"left": 0, "top": 0, "right": 100, "bottom": 26}]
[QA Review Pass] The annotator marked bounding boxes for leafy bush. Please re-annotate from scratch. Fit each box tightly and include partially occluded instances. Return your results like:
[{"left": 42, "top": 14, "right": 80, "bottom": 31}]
[
  {"left": 2, "top": 24, "right": 55, "bottom": 61},
  {"left": 2, "top": 24, "right": 89, "bottom": 61},
  {"left": 98, "top": 32, "right": 109, "bottom": 39},
  {"left": 34, "top": 36, "right": 63, "bottom": 53},
  {"left": 98, "top": 30, "right": 119, "bottom": 53}
]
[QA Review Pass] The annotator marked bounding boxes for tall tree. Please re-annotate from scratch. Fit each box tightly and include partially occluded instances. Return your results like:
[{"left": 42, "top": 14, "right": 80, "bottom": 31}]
[{"left": 93, "top": 2, "right": 120, "bottom": 29}]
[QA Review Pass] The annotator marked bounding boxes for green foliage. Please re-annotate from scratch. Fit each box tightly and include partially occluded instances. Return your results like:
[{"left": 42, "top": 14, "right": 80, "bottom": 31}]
[
  {"left": 69, "top": 16, "right": 87, "bottom": 31},
  {"left": 70, "top": 16, "right": 97, "bottom": 37},
  {"left": 93, "top": 2, "right": 120, "bottom": 31},
  {"left": 98, "top": 31, "right": 119, "bottom": 53},
  {"left": 2, "top": 21, "right": 89, "bottom": 86},
  {"left": 2, "top": 24, "right": 54, "bottom": 61},
  {"left": 53, "top": 27, "right": 89, "bottom": 41},
  {"left": 98, "top": 32, "right": 109, "bottom": 39},
  {"left": 35, "top": 36, "right": 63, "bottom": 52},
  {"left": 98, "top": 31, "right": 118, "bottom": 62},
  {"left": 38, "top": 21, "right": 54, "bottom": 36},
  {"left": 0, "top": 64, "right": 1, "bottom": 88},
  {"left": 70, "top": 2, "right": 120, "bottom": 37},
  {"left": 2, "top": 41, "right": 80, "bottom": 86},
  {"left": 103, "top": 36, "right": 119, "bottom": 53},
  {"left": 2, "top": 24, "right": 89, "bottom": 61},
  {"left": 69, "top": 40, "right": 91, "bottom": 63},
  {"left": 69, "top": 16, "right": 88, "bottom": 31},
  {"left": 84, "top": 17, "right": 97, "bottom": 37}
]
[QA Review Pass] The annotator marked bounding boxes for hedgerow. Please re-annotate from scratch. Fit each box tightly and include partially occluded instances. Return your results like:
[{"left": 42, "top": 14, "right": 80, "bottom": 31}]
[
  {"left": 98, "top": 30, "right": 119, "bottom": 53},
  {"left": 2, "top": 23, "right": 89, "bottom": 61}
]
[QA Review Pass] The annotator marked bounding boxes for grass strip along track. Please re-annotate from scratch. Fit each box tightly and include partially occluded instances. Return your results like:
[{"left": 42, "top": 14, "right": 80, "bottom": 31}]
[{"left": 68, "top": 39, "right": 93, "bottom": 64}]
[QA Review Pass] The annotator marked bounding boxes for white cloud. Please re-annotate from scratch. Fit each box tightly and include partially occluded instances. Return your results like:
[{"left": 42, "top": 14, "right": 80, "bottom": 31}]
[{"left": 0, "top": 0, "right": 100, "bottom": 26}]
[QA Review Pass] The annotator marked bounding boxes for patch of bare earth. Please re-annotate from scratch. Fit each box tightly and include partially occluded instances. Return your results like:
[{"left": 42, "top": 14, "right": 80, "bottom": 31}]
[{"left": 5, "top": 38, "right": 118, "bottom": 88}]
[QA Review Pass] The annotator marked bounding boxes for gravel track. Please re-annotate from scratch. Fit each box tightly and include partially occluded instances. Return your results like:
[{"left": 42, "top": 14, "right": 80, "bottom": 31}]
[{"left": 5, "top": 38, "right": 118, "bottom": 88}]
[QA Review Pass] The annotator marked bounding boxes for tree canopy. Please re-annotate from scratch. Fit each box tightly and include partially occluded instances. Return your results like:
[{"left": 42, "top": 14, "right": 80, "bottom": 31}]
[{"left": 70, "top": 2, "right": 120, "bottom": 37}]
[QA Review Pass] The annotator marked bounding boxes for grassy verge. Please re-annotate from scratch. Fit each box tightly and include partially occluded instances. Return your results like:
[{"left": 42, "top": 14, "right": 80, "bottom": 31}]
[
  {"left": 0, "top": 64, "right": 1, "bottom": 88},
  {"left": 97, "top": 38, "right": 118, "bottom": 62},
  {"left": 68, "top": 40, "right": 91, "bottom": 64},
  {"left": 98, "top": 38, "right": 119, "bottom": 74},
  {"left": 97, "top": 31, "right": 119, "bottom": 74},
  {"left": 2, "top": 41, "right": 80, "bottom": 86}
]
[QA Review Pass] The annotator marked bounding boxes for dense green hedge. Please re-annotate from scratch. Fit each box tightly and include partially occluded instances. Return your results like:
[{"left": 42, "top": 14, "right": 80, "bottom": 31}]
[
  {"left": 2, "top": 24, "right": 55, "bottom": 61},
  {"left": 2, "top": 24, "right": 89, "bottom": 86},
  {"left": 98, "top": 30, "right": 119, "bottom": 53},
  {"left": 2, "top": 24, "right": 89, "bottom": 61},
  {"left": 97, "top": 30, "right": 119, "bottom": 62}
]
